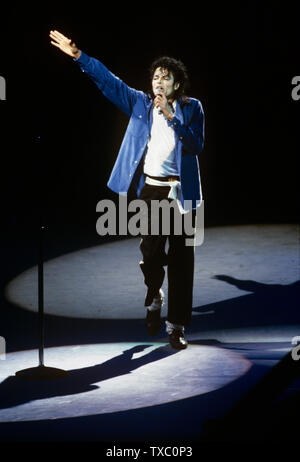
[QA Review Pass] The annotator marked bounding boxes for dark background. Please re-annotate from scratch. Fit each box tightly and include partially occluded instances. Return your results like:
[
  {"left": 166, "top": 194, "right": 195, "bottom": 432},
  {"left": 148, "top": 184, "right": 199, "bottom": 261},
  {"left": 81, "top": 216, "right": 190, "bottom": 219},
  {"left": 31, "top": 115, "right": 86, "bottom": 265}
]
[
  {"left": 0, "top": 2, "right": 299, "bottom": 448},
  {"left": 0, "top": 2, "right": 299, "bottom": 237}
]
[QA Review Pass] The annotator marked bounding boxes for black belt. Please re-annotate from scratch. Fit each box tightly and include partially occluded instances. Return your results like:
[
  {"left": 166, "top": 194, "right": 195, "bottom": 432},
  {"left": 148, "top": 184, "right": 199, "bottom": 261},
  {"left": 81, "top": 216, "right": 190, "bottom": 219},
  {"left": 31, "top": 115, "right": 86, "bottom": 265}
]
[{"left": 146, "top": 174, "right": 180, "bottom": 182}]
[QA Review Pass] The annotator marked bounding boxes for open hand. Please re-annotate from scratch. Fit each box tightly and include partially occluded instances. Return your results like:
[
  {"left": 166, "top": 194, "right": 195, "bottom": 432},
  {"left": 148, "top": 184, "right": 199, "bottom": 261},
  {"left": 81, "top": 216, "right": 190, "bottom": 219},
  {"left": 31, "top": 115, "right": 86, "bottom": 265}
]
[{"left": 49, "top": 30, "right": 81, "bottom": 59}]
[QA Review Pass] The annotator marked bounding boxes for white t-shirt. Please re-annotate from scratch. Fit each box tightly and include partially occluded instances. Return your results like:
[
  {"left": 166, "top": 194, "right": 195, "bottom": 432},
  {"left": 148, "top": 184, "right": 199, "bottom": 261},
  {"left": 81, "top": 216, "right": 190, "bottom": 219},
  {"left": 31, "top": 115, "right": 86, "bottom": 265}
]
[{"left": 143, "top": 102, "right": 178, "bottom": 177}]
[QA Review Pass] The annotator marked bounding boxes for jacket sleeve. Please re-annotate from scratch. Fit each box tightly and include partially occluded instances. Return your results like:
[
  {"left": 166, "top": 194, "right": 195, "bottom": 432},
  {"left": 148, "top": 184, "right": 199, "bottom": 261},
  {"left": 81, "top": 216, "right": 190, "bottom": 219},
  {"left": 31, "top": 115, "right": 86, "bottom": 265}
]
[
  {"left": 167, "top": 99, "right": 205, "bottom": 155},
  {"left": 74, "top": 51, "right": 141, "bottom": 116}
]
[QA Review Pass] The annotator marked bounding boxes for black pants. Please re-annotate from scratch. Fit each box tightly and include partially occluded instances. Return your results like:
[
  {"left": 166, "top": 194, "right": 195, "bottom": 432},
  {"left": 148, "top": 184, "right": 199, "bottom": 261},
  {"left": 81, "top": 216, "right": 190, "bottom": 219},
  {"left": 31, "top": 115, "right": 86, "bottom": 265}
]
[{"left": 139, "top": 183, "right": 195, "bottom": 327}]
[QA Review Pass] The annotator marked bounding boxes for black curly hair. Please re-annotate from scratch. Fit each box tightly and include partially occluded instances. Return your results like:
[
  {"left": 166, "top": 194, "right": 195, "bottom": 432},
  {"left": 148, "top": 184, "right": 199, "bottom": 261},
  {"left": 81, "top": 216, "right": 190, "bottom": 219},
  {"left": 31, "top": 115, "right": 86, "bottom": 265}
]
[{"left": 149, "top": 56, "right": 189, "bottom": 100}]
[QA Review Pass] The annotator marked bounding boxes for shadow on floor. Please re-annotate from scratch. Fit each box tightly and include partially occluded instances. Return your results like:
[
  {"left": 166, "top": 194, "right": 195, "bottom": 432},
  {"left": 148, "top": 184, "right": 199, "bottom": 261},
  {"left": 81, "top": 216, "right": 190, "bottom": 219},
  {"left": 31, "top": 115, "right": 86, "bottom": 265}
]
[
  {"left": 0, "top": 344, "right": 177, "bottom": 410},
  {"left": 191, "top": 276, "right": 300, "bottom": 331}
]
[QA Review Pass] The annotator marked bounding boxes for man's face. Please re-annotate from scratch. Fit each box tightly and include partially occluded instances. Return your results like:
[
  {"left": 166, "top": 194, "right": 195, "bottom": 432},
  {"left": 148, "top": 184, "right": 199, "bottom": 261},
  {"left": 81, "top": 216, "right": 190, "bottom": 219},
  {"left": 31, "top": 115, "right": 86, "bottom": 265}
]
[{"left": 152, "top": 67, "right": 180, "bottom": 100}]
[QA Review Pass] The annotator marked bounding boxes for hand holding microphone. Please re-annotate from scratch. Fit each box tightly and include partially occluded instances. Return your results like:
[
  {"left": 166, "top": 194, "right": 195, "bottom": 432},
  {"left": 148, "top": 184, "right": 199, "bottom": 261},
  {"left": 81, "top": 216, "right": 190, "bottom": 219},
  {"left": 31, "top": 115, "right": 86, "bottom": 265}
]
[
  {"left": 154, "top": 88, "right": 174, "bottom": 120},
  {"left": 154, "top": 87, "right": 165, "bottom": 114}
]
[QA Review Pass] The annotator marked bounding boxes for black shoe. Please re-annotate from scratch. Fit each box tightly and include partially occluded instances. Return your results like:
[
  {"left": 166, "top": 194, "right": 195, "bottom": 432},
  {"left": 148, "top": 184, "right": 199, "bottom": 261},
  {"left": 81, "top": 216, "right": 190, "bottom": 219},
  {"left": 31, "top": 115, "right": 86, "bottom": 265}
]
[
  {"left": 169, "top": 329, "right": 188, "bottom": 350},
  {"left": 146, "top": 308, "right": 162, "bottom": 336}
]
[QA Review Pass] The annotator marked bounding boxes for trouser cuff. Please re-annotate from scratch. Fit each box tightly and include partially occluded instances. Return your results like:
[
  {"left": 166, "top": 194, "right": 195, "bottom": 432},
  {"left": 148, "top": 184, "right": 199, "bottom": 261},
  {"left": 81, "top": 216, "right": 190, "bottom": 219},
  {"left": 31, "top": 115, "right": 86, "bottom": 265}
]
[{"left": 165, "top": 320, "right": 185, "bottom": 334}]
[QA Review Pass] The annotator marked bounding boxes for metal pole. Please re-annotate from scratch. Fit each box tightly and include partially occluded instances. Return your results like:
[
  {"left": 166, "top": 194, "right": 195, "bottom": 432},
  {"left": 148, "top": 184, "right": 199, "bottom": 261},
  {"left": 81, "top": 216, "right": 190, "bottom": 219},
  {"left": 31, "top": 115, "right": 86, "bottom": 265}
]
[
  {"left": 15, "top": 135, "right": 67, "bottom": 379},
  {"left": 38, "top": 225, "right": 45, "bottom": 367}
]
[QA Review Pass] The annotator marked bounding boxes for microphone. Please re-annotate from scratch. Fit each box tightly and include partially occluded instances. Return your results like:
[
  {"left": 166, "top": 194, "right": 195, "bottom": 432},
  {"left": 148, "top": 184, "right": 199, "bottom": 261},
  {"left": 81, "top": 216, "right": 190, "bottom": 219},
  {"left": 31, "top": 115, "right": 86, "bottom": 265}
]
[{"left": 154, "top": 87, "right": 164, "bottom": 114}]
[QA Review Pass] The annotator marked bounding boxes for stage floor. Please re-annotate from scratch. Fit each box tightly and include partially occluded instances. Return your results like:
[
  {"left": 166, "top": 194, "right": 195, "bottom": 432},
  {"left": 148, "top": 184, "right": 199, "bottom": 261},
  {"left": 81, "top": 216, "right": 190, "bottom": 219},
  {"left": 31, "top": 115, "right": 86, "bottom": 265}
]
[
  {"left": 5, "top": 223, "right": 299, "bottom": 322},
  {"left": 0, "top": 342, "right": 251, "bottom": 422},
  {"left": 0, "top": 223, "right": 299, "bottom": 442}
]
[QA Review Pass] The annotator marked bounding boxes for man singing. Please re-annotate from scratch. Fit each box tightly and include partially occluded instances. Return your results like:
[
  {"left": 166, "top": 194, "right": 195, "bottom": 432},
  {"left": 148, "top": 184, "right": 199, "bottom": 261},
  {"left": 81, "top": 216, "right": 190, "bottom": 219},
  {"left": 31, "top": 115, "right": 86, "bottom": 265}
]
[{"left": 49, "top": 30, "right": 205, "bottom": 350}]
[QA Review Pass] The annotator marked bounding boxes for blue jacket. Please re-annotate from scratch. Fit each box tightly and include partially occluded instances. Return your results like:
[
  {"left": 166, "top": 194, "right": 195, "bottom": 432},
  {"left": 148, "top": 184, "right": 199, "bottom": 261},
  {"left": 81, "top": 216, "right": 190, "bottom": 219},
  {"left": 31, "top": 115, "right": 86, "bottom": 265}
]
[{"left": 75, "top": 51, "right": 205, "bottom": 209}]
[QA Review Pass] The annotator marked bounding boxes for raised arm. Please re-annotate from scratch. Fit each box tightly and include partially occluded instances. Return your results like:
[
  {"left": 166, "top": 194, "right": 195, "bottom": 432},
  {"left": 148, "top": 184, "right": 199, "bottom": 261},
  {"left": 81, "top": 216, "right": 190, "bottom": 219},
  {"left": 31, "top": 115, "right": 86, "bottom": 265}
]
[{"left": 49, "top": 30, "right": 141, "bottom": 116}]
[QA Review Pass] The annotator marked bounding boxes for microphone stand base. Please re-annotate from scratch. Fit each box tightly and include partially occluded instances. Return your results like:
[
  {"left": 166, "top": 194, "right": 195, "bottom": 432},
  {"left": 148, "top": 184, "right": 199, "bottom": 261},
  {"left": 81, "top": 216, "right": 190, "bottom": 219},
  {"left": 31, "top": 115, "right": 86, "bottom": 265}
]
[{"left": 15, "top": 365, "right": 68, "bottom": 380}]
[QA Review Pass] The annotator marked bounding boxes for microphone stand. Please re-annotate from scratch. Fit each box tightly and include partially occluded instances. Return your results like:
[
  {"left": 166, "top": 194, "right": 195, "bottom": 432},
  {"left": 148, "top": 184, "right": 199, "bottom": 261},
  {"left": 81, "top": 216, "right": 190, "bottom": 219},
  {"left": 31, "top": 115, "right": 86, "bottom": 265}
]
[{"left": 15, "top": 132, "right": 68, "bottom": 379}]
